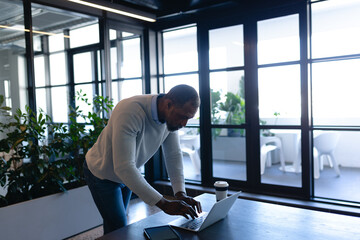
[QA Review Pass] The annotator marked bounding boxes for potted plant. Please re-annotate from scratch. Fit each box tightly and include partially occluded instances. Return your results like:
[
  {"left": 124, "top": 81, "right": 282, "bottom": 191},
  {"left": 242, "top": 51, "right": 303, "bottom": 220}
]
[{"left": 0, "top": 92, "right": 113, "bottom": 239}]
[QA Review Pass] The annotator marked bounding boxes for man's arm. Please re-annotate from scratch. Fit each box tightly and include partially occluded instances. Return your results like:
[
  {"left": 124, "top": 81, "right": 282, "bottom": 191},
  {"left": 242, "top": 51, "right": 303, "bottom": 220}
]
[{"left": 161, "top": 132, "right": 202, "bottom": 217}]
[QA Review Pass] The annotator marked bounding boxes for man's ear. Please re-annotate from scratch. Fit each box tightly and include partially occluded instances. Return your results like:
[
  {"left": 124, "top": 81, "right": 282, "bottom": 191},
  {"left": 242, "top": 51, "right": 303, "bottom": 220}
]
[{"left": 167, "top": 100, "right": 173, "bottom": 109}]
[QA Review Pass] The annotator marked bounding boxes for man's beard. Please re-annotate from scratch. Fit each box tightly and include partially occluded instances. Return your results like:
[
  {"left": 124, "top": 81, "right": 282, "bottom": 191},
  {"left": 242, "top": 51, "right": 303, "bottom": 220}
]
[{"left": 166, "top": 123, "right": 180, "bottom": 132}]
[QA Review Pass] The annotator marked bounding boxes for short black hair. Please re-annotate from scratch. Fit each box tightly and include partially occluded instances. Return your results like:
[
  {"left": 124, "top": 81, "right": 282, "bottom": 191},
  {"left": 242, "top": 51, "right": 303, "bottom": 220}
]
[{"left": 165, "top": 84, "right": 200, "bottom": 108}]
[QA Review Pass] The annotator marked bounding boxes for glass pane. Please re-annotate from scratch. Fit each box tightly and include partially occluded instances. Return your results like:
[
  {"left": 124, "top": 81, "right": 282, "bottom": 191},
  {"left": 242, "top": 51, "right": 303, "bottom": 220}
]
[
  {"left": 179, "top": 127, "right": 201, "bottom": 181},
  {"left": 70, "top": 23, "right": 99, "bottom": 48},
  {"left": 110, "top": 47, "right": 118, "bottom": 79},
  {"left": 31, "top": 3, "right": 96, "bottom": 50},
  {"left": 210, "top": 71, "right": 245, "bottom": 125},
  {"left": 111, "top": 79, "right": 143, "bottom": 103},
  {"left": 0, "top": 0, "right": 28, "bottom": 114},
  {"left": 50, "top": 52, "right": 67, "bottom": 85},
  {"left": 257, "top": 14, "right": 300, "bottom": 64},
  {"left": 164, "top": 74, "right": 200, "bottom": 124},
  {"left": 120, "top": 38, "right": 141, "bottom": 78},
  {"left": 212, "top": 128, "right": 246, "bottom": 181},
  {"left": 312, "top": 59, "right": 360, "bottom": 126},
  {"left": 209, "top": 24, "right": 244, "bottom": 69},
  {"left": 258, "top": 65, "right": 301, "bottom": 125},
  {"left": 163, "top": 26, "right": 198, "bottom": 74},
  {"left": 51, "top": 86, "right": 68, "bottom": 123},
  {"left": 261, "top": 129, "right": 301, "bottom": 187},
  {"left": 110, "top": 29, "right": 117, "bottom": 40},
  {"left": 75, "top": 84, "right": 94, "bottom": 123},
  {"left": 33, "top": 36, "right": 42, "bottom": 52},
  {"left": 74, "top": 52, "right": 93, "bottom": 83},
  {"left": 49, "top": 33, "right": 65, "bottom": 52},
  {"left": 34, "top": 56, "right": 46, "bottom": 87},
  {"left": 36, "top": 88, "right": 47, "bottom": 117},
  {"left": 312, "top": 0, "right": 360, "bottom": 58},
  {"left": 314, "top": 130, "right": 360, "bottom": 202}
]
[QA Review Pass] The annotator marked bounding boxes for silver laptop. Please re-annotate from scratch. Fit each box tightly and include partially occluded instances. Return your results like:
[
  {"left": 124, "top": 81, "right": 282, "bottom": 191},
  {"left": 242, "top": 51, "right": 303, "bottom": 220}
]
[{"left": 169, "top": 191, "right": 241, "bottom": 232}]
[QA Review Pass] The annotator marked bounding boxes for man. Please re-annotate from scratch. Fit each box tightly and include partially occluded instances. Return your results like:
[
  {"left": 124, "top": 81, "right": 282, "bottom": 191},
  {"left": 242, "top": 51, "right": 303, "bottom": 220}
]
[{"left": 83, "top": 84, "right": 202, "bottom": 234}]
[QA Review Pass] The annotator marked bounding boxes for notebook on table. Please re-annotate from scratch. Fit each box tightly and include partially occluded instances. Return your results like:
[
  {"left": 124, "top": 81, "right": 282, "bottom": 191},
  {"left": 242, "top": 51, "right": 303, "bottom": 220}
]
[{"left": 169, "top": 191, "right": 241, "bottom": 232}]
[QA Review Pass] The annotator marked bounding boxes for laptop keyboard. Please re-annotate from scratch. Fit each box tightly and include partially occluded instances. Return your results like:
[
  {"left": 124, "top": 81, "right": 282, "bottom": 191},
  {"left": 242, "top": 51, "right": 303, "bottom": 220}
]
[{"left": 181, "top": 214, "right": 207, "bottom": 230}]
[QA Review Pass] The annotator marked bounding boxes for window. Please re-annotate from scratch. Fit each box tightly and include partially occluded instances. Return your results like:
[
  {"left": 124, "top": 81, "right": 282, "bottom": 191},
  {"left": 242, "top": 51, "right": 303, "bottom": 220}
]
[
  {"left": 32, "top": 2, "right": 99, "bottom": 123},
  {"left": 209, "top": 24, "right": 246, "bottom": 181},
  {"left": 110, "top": 30, "right": 143, "bottom": 103},
  {"left": 257, "top": 14, "right": 301, "bottom": 187},
  {"left": 162, "top": 25, "right": 200, "bottom": 181},
  {"left": 311, "top": 0, "right": 360, "bottom": 203},
  {"left": 0, "top": 0, "right": 28, "bottom": 115}
]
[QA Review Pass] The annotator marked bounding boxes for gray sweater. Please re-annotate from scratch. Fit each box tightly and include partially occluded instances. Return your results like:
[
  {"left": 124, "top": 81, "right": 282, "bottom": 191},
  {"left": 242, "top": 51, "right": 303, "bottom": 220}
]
[{"left": 85, "top": 94, "right": 185, "bottom": 205}]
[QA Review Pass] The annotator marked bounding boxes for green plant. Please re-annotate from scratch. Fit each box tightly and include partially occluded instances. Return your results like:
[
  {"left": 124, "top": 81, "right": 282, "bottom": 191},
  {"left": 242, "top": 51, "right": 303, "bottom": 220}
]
[
  {"left": 0, "top": 92, "right": 113, "bottom": 207},
  {"left": 213, "top": 91, "right": 245, "bottom": 137}
]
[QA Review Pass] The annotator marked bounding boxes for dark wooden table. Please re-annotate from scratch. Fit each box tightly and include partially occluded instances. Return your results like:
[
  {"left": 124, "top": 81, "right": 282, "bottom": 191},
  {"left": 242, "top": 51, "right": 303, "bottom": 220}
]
[{"left": 99, "top": 193, "right": 360, "bottom": 240}]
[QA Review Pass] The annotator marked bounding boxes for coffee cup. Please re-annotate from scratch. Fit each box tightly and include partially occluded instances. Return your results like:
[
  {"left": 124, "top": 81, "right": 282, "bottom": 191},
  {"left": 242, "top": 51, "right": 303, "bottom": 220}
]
[{"left": 214, "top": 181, "right": 229, "bottom": 201}]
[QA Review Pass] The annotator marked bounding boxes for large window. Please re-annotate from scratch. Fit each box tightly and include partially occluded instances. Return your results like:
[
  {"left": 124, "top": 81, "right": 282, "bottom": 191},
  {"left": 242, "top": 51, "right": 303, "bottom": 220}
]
[
  {"left": 162, "top": 25, "right": 200, "bottom": 181},
  {"left": 110, "top": 30, "right": 143, "bottom": 103},
  {"left": 209, "top": 24, "right": 246, "bottom": 181},
  {"left": 311, "top": 0, "right": 360, "bottom": 203},
  {"left": 257, "top": 14, "right": 302, "bottom": 187},
  {"left": 32, "top": 3, "right": 99, "bottom": 124}
]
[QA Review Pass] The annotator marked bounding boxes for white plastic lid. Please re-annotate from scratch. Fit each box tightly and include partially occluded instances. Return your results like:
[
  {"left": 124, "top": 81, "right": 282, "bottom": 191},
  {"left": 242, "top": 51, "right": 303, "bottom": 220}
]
[{"left": 214, "top": 181, "right": 229, "bottom": 188}]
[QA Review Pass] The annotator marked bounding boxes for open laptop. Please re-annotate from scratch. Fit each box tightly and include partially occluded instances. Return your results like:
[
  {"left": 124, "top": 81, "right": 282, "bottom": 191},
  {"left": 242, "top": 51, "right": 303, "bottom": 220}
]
[{"left": 169, "top": 191, "right": 241, "bottom": 232}]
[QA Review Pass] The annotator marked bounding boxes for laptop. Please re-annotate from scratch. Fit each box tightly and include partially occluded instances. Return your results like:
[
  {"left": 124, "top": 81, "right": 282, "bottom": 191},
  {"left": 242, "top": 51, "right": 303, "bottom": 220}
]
[{"left": 169, "top": 191, "right": 241, "bottom": 232}]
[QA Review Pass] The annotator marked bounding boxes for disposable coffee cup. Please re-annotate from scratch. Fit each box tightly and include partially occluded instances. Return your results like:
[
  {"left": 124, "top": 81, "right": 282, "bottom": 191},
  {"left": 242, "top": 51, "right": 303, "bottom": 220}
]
[{"left": 214, "top": 181, "right": 229, "bottom": 201}]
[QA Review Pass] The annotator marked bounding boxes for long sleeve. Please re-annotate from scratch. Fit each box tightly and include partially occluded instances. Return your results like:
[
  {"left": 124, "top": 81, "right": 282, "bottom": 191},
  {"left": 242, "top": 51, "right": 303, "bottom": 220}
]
[
  {"left": 112, "top": 106, "right": 163, "bottom": 206},
  {"left": 162, "top": 131, "right": 186, "bottom": 195}
]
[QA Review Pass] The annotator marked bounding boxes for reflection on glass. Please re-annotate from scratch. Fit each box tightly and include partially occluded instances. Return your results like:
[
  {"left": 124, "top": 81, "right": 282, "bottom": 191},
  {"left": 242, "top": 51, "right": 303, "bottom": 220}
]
[
  {"left": 70, "top": 23, "right": 99, "bottom": 48},
  {"left": 260, "top": 129, "right": 301, "bottom": 187},
  {"left": 209, "top": 24, "right": 244, "bottom": 69},
  {"left": 311, "top": 0, "right": 360, "bottom": 58},
  {"left": 312, "top": 60, "right": 360, "bottom": 126},
  {"left": 314, "top": 130, "right": 360, "bottom": 202},
  {"left": 210, "top": 71, "right": 245, "bottom": 125},
  {"left": 179, "top": 127, "right": 201, "bottom": 181},
  {"left": 112, "top": 79, "right": 143, "bottom": 103},
  {"left": 163, "top": 26, "right": 198, "bottom": 74},
  {"left": 51, "top": 86, "right": 68, "bottom": 123},
  {"left": 50, "top": 52, "right": 67, "bottom": 85},
  {"left": 0, "top": 0, "right": 28, "bottom": 113},
  {"left": 258, "top": 65, "right": 301, "bottom": 125},
  {"left": 212, "top": 128, "right": 246, "bottom": 181},
  {"left": 74, "top": 52, "right": 92, "bottom": 83},
  {"left": 75, "top": 84, "right": 93, "bottom": 123},
  {"left": 257, "top": 14, "right": 299, "bottom": 64}
]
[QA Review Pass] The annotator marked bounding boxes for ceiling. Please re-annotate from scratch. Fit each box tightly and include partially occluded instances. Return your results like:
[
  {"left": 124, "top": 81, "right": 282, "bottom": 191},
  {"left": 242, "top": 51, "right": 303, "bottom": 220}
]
[{"left": 105, "top": 0, "right": 239, "bottom": 18}]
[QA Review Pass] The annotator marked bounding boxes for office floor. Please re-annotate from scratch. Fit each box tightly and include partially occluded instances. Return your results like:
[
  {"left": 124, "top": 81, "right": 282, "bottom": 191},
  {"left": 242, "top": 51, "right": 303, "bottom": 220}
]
[{"left": 66, "top": 197, "right": 161, "bottom": 240}]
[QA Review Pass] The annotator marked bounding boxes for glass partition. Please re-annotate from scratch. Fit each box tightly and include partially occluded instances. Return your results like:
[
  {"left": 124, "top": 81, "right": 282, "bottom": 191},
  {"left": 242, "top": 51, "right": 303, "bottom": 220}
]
[{"left": 0, "top": 0, "right": 28, "bottom": 115}]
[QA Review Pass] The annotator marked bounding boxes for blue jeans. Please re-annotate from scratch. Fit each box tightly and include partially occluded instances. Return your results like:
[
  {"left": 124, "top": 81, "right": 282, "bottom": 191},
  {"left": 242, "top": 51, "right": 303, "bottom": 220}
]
[{"left": 83, "top": 161, "right": 132, "bottom": 234}]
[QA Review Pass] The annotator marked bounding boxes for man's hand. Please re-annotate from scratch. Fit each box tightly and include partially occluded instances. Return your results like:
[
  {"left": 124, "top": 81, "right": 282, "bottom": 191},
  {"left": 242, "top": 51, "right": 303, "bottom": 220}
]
[
  {"left": 174, "top": 191, "right": 202, "bottom": 215},
  {"left": 156, "top": 194, "right": 201, "bottom": 219}
]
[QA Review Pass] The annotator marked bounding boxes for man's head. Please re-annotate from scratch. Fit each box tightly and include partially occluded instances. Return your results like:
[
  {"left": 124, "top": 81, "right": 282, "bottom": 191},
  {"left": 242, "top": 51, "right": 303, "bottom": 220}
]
[{"left": 160, "top": 84, "right": 200, "bottom": 132}]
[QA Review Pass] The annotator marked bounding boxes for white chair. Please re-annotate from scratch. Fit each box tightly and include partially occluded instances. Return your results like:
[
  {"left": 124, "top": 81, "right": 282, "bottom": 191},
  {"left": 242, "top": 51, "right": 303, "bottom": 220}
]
[
  {"left": 260, "top": 136, "right": 286, "bottom": 175},
  {"left": 179, "top": 133, "right": 201, "bottom": 175},
  {"left": 313, "top": 132, "right": 340, "bottom": 179}
]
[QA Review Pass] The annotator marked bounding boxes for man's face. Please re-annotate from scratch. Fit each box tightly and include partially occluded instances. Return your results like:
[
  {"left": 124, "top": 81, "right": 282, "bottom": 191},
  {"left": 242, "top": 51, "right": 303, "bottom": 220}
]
[{"left": 166, "top": 101, "right": 198, "bottom": 132}]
